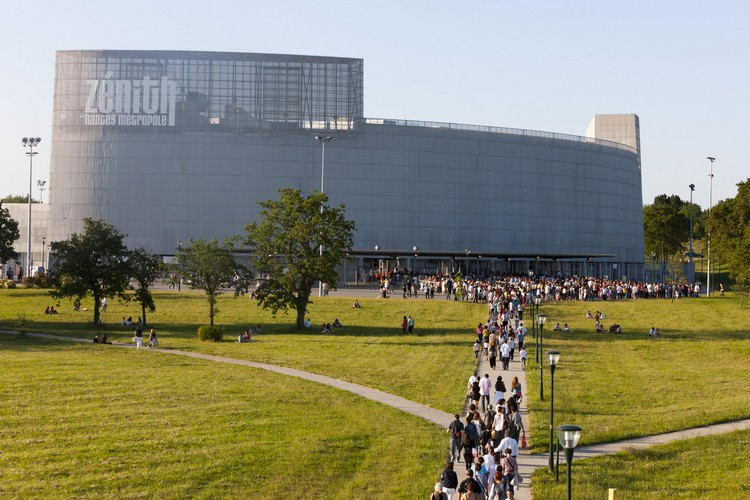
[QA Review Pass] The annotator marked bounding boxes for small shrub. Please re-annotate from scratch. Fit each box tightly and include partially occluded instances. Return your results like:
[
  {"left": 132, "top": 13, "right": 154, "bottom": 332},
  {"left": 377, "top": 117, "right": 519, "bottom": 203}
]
[
  {"left": 22, "top": 274, "right": 52, "bottom": 289},
  {"left": 0, "top": 278, "right": 16, "bottom": 289},
  {"left": 197, "top": 325, "right": 224, "bottom": 342}
]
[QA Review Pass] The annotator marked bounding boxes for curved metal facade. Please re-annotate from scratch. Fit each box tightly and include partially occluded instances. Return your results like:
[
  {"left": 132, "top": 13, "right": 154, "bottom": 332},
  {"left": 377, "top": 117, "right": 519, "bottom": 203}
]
[{"left": 47, "top": 50, "right": 644, "bottom": 274}]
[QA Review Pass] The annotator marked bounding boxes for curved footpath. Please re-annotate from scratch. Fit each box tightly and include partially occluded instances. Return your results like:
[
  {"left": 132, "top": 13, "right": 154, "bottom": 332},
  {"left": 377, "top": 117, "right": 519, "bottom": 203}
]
[{"left": 6, "top": 330, "right": 750, "bottom": 499}]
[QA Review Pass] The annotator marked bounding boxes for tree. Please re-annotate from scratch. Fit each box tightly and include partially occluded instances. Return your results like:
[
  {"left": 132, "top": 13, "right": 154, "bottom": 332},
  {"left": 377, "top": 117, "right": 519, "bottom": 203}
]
[
  {"left": 643, "top": 198, "right": 689, "bottom": 262},
  {"left": 176, "top": 238, "right": 248, "bottom": 326},
  {"left": 128, "top": 248, "right": 161, "bottom": 326},
  {"left": 0, "top": 194, "right": 40, "bottom": 204},
  {"left": 244, "top": 188, "right": 356, "bottom": 328},
  {"left": 708, "top": 179, "right": 750, "bottom": 306},
  {"left": 49, "top": 218, "right": 131, "bottom": 325},
  {"left": 0, "top": 202, "right": 20, "bottom": 264}
]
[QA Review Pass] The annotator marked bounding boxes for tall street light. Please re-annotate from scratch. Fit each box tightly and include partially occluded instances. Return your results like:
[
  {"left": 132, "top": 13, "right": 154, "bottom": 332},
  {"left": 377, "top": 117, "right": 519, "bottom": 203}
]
[
  {"left": 688, "top": 184, "right": 695, "bottom": 264},
  {"left": 41, "top": 236, "right": 47, "bottom": 272},
  {"left": 706, "top": 156, "right": 715, "bottom": 297},
  {"left": 177, "top": 240, "right": 183, "bottom": 291},
  {"left": 547, "top": 350, "right": 560, "bottom": 473},
  {"left": 556, "top": 425, "right": 583, "bottom": 500},
  {"left": 538, "top": 314, "right": 547, "bottom": 401},
  {"left": 22, "top": 137, "right": 41, "bottom": 277},
  {"left": 315, "top": 135, "right": 333, "bottom": 297},
  {"left": 37, "top": 180, "right": 47, "bottom": 203}
]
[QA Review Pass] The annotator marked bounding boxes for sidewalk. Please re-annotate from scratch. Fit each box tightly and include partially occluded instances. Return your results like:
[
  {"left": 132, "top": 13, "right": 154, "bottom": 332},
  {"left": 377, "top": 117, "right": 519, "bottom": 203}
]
[{"left": 471, "top": 340, "right": 533, "bottom": 500}]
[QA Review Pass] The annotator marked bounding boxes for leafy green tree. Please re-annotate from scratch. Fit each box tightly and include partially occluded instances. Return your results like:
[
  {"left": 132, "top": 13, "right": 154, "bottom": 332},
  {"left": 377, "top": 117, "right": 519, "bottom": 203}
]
[
  {"left": 128, "top": 248, "right": 161, "bottom": 326},
  {"left": 1, "top": 194, "right": 40, "bottom": 204},
  {"left": 643, "top": 197, "right": 689, "bottom": 262},
  {"left": 176, "top": 238, "right": 248, "bottom": 326},
  {"left": 0, "top": 202, "right": 20, "bottom": 264},
  {"left": 708, "top": 179, "right": 750, "bottom": 306},
  {"left": 49, "top": 218, "right": 131, "bottom": 325},
  {"left": 244, "top": 188, "right": 356, "bottom": 328}
]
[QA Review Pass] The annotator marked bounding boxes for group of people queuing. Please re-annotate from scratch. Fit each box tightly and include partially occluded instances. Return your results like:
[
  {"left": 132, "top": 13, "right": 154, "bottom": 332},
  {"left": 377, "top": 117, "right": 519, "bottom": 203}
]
[
  {"left": 440, "top": 373, "right": 525, "bottom": 500},
  {"left": 435, "top": 307, "right": 529, "bottom": 499},
  {"left": 472, "top": 320, "right": 527, "bottom": 372},
  {"left": 371, "top": 269, "right": 710, "bottom": 304}
]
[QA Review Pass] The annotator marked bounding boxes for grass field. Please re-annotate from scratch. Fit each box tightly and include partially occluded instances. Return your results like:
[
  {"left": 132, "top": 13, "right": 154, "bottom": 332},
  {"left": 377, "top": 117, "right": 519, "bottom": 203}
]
[
  {"left": 3, "top": 288, "right": 750, "bottom": 496},
  {"left": 524, "top": 295, "right": 750, "bottom": 450},
  {"left": 0, "top": 335, "right": 445, "bottom": 499},
  {"left": 532, "top": 428, "right": 750, "bottom": 499},
  {"left": 0, "top": 289, "right": 482, "bottom": 414}
]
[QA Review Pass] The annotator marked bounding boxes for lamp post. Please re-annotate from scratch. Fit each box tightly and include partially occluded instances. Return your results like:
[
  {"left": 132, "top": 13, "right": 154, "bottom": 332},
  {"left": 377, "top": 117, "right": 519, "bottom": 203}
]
[
  {"left": 41, "top": 237, "right": 47, "bottom": 272},
  {"left": 177, "top": 240, "right": 183, "bottom": 291},
  {"left": 706, "top": 156, "right": 715, "bottom": 297},
  {"left": 688, "top": 184, "right": 695, "bottom": 264},
  {"left": 22, "top": 137, "right": 41, "bottom": 277},
  {"left": 556, "top": 425, "right": 583, "bottom": 500},
  {"left": 464, "top": 248, "right": 471, "bottom": 273},
  {"left": 538, "top": 314, "right": 547, "bottom": 400},
  {"left": 315, "top": 135, "right": 333, "bottom": 297},
  {"left": 547, "top": 350, "right": 560, "bottom": 473},
  {"left": 37, "top": 180, "right": 47, "bottom": 204},
  {"left": 651, "top": 252, "right": 656, "bottom": 281},
  {"left": 533, "top": 295, "right": 541, "bottom": 359}
]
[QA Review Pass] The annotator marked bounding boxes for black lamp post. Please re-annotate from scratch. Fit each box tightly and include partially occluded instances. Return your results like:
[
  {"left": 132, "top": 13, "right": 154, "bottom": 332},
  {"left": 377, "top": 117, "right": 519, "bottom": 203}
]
[
  {"left": 177, "top": 240, "right": 183, "bottom": 291},
  {"left": 41, "top": 237, "right": 47, "bottom": 272},
  {"left": 556, "top": 425, "right": 583, "bottom": 500},
  {"left": 533, "top": 296, "right": 541, "bottom": 362},
  {"left": 547, "top": 350, "right": 560, "bottom": 473},
  {"left": 538, "top": 314, "right": 547, "bottom": 401}
]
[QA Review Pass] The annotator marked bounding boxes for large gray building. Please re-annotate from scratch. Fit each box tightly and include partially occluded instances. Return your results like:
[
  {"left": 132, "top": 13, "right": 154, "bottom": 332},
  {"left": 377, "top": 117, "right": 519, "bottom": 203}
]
[{"left": 10, "top": 50, "right": 645, "bottom": 279}]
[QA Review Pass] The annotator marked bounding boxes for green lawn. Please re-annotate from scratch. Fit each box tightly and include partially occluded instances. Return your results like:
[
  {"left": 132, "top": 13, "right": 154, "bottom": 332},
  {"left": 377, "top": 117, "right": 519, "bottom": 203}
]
[
  {"left": 525, "top": 295, "right": 750, "bottom": 450},
  {"left": 0, "top": 289, "right": 482, "bottom": 414},
  {"left": 532, "top": 428, "right": 750, "bottom": 499},
  {"left": 4, "top": 288, "right": 750, "bottom": 496},
  {"left": 0, "top": 335, "right": 445, "bottom": 499}
]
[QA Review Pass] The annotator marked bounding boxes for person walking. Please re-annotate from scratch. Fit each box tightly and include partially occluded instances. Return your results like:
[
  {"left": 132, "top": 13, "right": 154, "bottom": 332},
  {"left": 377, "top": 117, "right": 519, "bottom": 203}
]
[
  {"left": 440, "top": 462, "right": 459, "bottom": 500},
  {"left": 479, "top": 374, "right": 492, "bottom": 412},
  {"left": 408, "top": 315, "right": 415, "bottom": 334},
  {"left": 447, "top": 414, "right": 465, "bottom": 464},
  {"left": 401, "top": 316, "right": 408, "bottom": 335},
  {"left": 134, "top": 325, "right": 143, "bottom": 349}
]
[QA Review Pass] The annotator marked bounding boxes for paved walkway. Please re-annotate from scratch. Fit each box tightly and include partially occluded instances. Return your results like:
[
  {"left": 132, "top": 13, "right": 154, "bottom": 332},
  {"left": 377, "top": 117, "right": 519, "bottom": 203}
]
[{"left": 6, "top": 329, "right": 750, "bottom": 500}]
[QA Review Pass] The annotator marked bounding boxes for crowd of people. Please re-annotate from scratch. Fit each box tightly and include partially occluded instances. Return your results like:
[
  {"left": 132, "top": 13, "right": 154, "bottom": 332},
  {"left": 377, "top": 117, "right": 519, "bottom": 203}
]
[
  {"left": 371, "top": 270, "right": 709, "bottom": 304},
  {"left": 434, "top": 302, "right": 531, "bottom": 500}
]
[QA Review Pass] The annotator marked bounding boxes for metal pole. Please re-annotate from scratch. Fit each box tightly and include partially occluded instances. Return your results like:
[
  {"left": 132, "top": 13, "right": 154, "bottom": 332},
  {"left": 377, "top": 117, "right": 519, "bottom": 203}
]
[
  {"left": 565, "top": 447, "right": 574, "bottom": 500},
  {"left": 706, "top": 157, "right": 715, "bottom": 297},
  {"left": 549, "top": 364, "right": 556, "bottom": 472},
  {"left": 22, "top": 138, "right": 40, "bottom": 278},
  {"left": 688, "top": 184, "right": 695, "bottom": 264},
  {"left": 539, "top": 323, "right": 544, "bottom": 401},
  {"left": 315, "top": 136, "right": 332, "bottom": 297}
]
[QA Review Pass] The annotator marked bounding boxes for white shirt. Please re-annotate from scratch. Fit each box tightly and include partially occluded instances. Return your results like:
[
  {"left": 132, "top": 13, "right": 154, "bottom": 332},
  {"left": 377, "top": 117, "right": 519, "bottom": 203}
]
[
  {"left": 496, "top": 436, "right": 519, "bottom": 457},
  {"left": 500, "top": 343, "right": 510, "bottom": 357},
  {"left": 479, "top": 376, "right": 492, "bottom": 396}
]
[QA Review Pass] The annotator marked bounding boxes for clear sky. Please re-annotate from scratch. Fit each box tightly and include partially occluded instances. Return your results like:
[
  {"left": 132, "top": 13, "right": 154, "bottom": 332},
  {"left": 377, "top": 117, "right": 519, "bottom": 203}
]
[{"left": 1, "top": 0, "right": 747, "bottom": 207}]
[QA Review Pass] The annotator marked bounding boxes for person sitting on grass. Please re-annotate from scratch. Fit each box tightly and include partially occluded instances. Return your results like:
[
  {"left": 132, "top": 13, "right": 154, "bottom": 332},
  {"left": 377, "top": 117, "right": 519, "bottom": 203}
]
[
  {"left": 321, "top": 323, "right": 331, "bottom": 334},
  {"left": 45, "top": 306, "right": 51, "bottom": 315},
  {"left": 49, "top": 306, "right": 58, "bottom": 314},
  {"left": 596, "top": 320, "right": 605, "bottom": 333},
  {"left": 609, "top": 323, "right": 622, "bottom": 334},
  {"left": 553, "top": 322, "right": 561, "bottom": 331},
  {"left": 352, "top": 300, "right": 361, "bottom": 308},
  {"left": 585, "top": 310, "right": 593, "bottom": 319},
  {"left": 238, "top": 330, "right": 252, "bottom": 343},
  {"left": 332, "top": 318, "right": 343, "bottom": 328},
  {"left": 564, "top": 323, "right": 572, "bottom": 332}
]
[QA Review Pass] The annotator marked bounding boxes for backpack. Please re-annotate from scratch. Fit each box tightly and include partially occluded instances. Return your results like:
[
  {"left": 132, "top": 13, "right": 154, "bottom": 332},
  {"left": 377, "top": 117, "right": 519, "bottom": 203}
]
[{"left": 465, "top": 423, "right": 479, "bottom": 444}]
